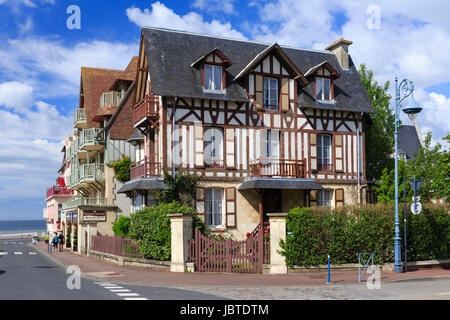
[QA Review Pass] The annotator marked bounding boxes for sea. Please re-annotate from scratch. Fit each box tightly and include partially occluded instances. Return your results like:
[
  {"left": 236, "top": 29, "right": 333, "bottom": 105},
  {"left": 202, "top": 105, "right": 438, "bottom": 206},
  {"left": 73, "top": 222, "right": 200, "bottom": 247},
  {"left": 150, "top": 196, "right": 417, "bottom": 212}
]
[{"left": 0, "top": 220, "right": 47, "bottom": 236}]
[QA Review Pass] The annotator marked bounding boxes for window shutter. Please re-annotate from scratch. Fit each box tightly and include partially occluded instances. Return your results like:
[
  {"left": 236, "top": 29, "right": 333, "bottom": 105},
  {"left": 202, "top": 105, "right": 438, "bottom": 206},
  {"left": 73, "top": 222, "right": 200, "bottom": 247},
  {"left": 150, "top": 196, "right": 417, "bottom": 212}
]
[
  {"left": 226, "top": 128, "right": 235, "bottom": 169},
  {"left": 194, "top": 124, "right": 203, "bottom": 168},
  {"left": 196, "top": 187, "right": 205, "bottom": 215},
  {"left": 280, "top": 78, "right": 289, "bottom": 112},
  {"left": 309, "top": 190, "right": 318, "bottom": 207},
  {"left": 335, "top": 188, "right": 344, "bottom": 207},
  {"left": 254, "top": 75, "right": 264, "bottom": 110},
  {"left": 334, "top": 134, "right": 343, "bottom": 172},
  {"left": 310, "top": 133, "right": 317, "bottom": 171},
  {"left": 225, "top": 187, "right": 236, "bottom": 227}
]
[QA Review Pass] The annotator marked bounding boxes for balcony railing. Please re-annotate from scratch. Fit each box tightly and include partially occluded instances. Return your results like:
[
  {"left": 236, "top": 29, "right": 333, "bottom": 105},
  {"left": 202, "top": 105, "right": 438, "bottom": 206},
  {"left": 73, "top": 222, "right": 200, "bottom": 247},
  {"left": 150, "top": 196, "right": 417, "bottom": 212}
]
[
  {"left": 79, "top": 163, "right": 105, "bottom": 183},
  {"left": 133, "top": 95, "right": 159, "bottom": 125},
  {"left": 318, "top": 163, "right": 334, "bottom": 171},
  {"left": 100, "top": 91, "right": 124, "bottom": 107},
  {"left": 79, "top": 128, "right": 104, "bottom": 150},
  {"left": 130, "top": 157, "right": 161, "bottom": 180},
  {"left": 62, "top": 196, "right": 107, "bottom": 210},
  {"left": 46, "top": 186, "right": 73, "bottom": 198},
  {"left": 74, "top": 108, "right": 86, "bottom": 128},
  {"left": 204, "top": 159, "right": 225, "bottom": 169},
  {"left": 250, "top": 159, "right": 305, "bottom": 178}
]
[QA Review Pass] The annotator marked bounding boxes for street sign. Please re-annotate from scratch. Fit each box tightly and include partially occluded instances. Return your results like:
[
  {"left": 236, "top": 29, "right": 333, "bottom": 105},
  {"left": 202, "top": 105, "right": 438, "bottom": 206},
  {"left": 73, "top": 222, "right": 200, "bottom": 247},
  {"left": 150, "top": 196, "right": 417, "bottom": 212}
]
[
  {"left": 412, "top": 196, "right": 420, "bottom": 202},
  {"left": 411, "top": 202, "right": 422, "bottom": 215},
  {"left": 409, "top": 179, "right": 422, "bottom": 193}
]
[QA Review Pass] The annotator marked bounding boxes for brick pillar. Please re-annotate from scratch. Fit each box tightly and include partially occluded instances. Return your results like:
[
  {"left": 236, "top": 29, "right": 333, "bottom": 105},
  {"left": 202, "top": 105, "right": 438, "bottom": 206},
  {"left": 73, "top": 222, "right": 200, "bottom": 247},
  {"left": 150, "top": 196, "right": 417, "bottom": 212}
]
[
  {"left": 168, "top": 213, "right": 193, "bottom": 272},
  {"left": 267, "top": 213, "right": 288, "bottom": 274}
]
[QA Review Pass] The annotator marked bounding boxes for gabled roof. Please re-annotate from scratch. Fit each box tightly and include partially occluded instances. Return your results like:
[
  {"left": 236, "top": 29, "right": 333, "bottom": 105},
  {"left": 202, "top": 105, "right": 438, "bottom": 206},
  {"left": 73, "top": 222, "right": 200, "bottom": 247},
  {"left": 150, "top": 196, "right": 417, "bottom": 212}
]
[
  {"left": 234, "top": 43, "right": 308, "bottom": 85},
  {"left": 304, "top": 61, "right": 341, "bottom": 79},
  {"left": 191, "top": 48, "right": 232, "bottom": 68},
  {"left": 141, "top": 27, "right": 373, "bottom": 113}
]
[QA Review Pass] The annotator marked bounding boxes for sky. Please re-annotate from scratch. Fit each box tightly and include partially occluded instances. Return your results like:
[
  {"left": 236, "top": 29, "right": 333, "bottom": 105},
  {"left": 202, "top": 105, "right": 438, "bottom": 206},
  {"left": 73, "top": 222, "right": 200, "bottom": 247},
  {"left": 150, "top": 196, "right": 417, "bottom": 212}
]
[{"left": 0, "top": 0, "right": 449, "bottom": 220}]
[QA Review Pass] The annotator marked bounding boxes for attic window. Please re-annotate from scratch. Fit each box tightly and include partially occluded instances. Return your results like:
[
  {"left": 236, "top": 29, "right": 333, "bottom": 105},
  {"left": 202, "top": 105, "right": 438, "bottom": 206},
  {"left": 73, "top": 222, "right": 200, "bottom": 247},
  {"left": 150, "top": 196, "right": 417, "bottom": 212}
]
[
  {"left": 204, "top": 64, "right": 223, "bottom": 91},
  {"left": 315, "top": 77, "right": 332, "bottom": 101}
]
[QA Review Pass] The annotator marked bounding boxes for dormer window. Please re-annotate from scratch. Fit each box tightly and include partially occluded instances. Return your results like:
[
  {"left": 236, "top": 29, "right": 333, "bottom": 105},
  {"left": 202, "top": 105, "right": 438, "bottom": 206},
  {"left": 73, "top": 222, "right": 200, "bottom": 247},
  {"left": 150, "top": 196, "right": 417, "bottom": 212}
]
[
  {"left": 204, "top": 64, "right": 223, "bottom": 91},
  {"left": 316, "top": 77, "right": 331, "bottom": 101}
]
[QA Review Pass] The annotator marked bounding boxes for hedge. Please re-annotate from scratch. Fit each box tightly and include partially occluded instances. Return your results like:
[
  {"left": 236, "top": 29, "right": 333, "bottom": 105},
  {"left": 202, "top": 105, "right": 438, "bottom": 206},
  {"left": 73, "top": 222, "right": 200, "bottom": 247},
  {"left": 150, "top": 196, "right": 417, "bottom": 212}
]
[
  {"left": 280, "top": 203, "right": 449, "bottom": 266},
  {"left": 129, "top": 202, "right": 205, "bottom": 261}
]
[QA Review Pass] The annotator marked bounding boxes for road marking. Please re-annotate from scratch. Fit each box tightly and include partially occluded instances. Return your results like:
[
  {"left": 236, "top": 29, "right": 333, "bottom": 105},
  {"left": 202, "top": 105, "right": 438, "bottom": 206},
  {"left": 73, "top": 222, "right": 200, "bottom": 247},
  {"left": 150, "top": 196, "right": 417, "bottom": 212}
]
[
  {"left": 0, "top": 252, "right": 7, "bottom": 255},
  {"left": 11, "top": 242, "right": 16, "bottom": 244},
  {"left": 96, "top": 282, "right": 118, "bottom": 286},
  {"left": 19, "top": 242, "right": 23, "bottom": 244},
  {"left": 110, "top": 289, "right": 131, "bottom": 293},
  {"left": 105, "top": 286, "right": 124, "bottom": 289},
  {"left": 117, "top": 293, "right": 140, "bottom": 297},
  {"left": 124, "top": 297, "right": 149, "bottom": 300},
  {"left": 14, "top": 252, "right": 23, "bottom": 255},
  {"left": 28, "top": 252, "right": 37, "bottom": 255}
]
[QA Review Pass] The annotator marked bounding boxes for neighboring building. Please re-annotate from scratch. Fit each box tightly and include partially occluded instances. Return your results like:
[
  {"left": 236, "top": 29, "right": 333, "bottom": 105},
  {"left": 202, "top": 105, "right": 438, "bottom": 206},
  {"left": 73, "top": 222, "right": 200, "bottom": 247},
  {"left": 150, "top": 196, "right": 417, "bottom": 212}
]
[
  {"left": 118, "top": 28, "right": 374, "bottom": 240},
  {"left": 60, "top": 57, "right": 138, "bottom": 254},
  {"left": 44, "top": 149, "right": 73, "bottom": 234},
  {"left": 398, "top": 122, "right": 424, "bottom": 160}
]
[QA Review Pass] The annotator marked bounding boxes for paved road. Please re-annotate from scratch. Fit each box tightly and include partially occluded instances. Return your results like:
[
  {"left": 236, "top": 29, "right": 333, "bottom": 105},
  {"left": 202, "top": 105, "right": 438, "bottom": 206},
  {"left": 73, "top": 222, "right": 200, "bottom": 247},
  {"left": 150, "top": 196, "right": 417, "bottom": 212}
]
[{"left": 0, "top": 240, "right": 225, "bottom": 300}]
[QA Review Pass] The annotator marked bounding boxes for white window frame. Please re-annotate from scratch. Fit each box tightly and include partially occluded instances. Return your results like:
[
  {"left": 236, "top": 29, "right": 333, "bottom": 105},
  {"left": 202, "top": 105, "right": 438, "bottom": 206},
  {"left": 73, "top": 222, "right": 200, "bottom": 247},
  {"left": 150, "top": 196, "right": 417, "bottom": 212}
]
[
  {"left": 317, "top": 134, "right": 332, "bottom": 170},
  {"left": 263, "top": 77, "right": 279, "bottom": 111},
  {"left": 318, "top": 189, "right": 333, "bottom": 207},
  {"left": 204, "top": 64, "right": 223, "bottom": 91},
  {"left": 262, "top": 130, "right": 280, "bottom": 160},
  {"left": 205, "top": 188, "right": 224, "bottom": 227},
  {"left": 204, "top": 127, "right": 224, "bottom": 167},
  {"left": 316, "top": 77, "right": 331, "bottom": 101}
]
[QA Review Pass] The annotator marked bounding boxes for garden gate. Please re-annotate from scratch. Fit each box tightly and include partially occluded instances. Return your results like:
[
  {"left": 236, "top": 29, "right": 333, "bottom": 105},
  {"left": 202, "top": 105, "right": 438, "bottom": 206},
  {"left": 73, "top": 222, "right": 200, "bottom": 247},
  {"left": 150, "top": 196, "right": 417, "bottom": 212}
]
[{"left": 188, "top": 225, "right": 270, "bottom": 273}]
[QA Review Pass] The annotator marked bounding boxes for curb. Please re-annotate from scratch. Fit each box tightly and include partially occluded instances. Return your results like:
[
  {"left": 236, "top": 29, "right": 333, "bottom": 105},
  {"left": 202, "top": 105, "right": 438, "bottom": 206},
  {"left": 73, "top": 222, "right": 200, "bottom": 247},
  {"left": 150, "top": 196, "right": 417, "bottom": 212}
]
[{"left": 385, "top": 275, "right": 450, "bottom": 283}]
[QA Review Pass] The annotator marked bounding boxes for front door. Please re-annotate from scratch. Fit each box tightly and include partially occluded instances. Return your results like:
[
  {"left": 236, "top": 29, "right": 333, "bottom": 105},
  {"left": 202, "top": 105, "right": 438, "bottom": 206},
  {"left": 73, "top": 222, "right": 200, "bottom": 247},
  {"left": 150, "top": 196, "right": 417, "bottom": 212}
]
[{"left": 263, "top": 189, "right": 282, "bottom": 223}]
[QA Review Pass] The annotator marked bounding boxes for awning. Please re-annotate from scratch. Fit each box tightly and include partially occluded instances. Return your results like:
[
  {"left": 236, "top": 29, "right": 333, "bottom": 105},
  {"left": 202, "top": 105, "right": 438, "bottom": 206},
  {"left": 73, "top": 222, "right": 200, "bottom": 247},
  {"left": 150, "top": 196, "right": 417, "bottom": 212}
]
[
  {"left": 238, "top": 177, "right": 324, "bottom": 191},
  {"left": 117, "top": 177, "right": 167, "bottom": 194}
]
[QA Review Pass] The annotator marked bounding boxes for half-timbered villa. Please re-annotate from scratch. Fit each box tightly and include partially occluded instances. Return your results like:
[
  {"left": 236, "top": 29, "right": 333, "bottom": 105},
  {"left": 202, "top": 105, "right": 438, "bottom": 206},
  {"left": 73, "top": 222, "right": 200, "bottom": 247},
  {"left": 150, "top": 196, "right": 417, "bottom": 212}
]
[{"left": 118, "top": 27, "right": 374, "bottom": 240}]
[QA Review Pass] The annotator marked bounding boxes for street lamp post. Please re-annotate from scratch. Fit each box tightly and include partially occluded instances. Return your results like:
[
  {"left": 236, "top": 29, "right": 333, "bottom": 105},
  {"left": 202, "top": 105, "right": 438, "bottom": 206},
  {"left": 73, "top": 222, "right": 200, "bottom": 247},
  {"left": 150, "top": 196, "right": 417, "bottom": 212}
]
[{"left": 393, "top": 77, "right": 422, "bottom": 273}]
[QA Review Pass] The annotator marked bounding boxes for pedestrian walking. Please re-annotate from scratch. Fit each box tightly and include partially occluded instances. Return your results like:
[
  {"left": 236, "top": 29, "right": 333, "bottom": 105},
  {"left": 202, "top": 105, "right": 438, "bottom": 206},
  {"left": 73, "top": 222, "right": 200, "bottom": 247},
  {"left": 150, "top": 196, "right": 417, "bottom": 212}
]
[
  {"left": 58, "top": 232, "right": 64, "bottom": 252},
  {"left": 52, "top": 232, "right": 58, "bottom": 250}
]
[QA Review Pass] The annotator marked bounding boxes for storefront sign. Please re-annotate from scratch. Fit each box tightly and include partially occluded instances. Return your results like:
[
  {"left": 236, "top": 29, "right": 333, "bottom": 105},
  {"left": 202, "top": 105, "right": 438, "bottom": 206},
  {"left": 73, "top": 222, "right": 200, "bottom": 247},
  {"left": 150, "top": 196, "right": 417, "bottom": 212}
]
[{"left": 82, "top": 210, "right": 106, "bottom": 223}]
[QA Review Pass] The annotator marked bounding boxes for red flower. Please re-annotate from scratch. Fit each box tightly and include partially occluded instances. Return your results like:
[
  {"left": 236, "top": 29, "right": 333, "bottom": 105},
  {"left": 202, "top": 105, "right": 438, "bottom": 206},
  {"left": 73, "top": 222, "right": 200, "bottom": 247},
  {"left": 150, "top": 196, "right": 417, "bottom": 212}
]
[
  {"left": 246, "top": 233, "right": 251, "bottom": 238},
  {"left": 219, "top": 230, "right": 224, "bottom": 233}
]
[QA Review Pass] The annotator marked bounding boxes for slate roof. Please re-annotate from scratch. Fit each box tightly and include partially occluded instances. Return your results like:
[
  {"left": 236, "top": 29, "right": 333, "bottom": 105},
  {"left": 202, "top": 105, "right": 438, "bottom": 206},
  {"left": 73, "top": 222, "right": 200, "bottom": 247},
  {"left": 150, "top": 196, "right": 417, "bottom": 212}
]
[
  {"left": 399, "top": 125, "right": 422, "bottom": 160},
  {"left": 142, "top": 27, "right": 373, "bottom": 114}
]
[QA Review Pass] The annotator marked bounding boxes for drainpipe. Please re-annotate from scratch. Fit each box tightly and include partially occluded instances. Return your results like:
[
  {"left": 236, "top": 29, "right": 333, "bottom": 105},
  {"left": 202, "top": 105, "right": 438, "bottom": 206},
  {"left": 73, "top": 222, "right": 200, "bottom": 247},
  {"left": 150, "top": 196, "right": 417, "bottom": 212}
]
[{"left": 357, "top": 112, "right": 365, "bottom": 203}]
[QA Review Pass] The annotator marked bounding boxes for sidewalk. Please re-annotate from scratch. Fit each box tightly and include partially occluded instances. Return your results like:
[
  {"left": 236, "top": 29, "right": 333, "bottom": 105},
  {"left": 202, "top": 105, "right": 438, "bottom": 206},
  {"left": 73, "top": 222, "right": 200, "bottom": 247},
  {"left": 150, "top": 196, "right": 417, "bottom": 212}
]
[{"left": 34, "top": 241, "right": 450, "bottom": 288}]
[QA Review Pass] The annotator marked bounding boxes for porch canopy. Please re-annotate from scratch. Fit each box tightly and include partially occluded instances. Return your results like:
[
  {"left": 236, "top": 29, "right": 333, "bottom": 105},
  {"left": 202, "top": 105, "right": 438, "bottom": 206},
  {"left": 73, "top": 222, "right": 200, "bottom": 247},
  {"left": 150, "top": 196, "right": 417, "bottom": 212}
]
[
  {"left": 238, "top": 177, "right": 324, "bottom": 226},
  {"left": 117, "top": 177, "right": 167, "bottom": 198},
  {"left": 238, "top": 177, "right": 324, "bottom": 191}
]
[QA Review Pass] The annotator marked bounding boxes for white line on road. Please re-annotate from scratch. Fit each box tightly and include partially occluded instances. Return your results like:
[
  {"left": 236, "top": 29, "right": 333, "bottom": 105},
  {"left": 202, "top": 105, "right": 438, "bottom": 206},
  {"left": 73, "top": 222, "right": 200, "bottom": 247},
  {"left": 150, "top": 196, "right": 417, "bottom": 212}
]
[
  {"left": 110, "top": 289, "right": 131, "bottom": 293},
  {"left": 14, "top": 252, "right": 23, "bottom": 255},
  {"left": 124, "top": 297, "right": 149, "bottom": 300},
  {"left": 0, "top": 252, "right": 7, "bottom": 255},
  {"left": 104, "top": 286, "right": 124, "bottom": 289},
  {"left": 28, "top": 252, "right": 37, "bottom": 255},
  {"left": 117, "top": 293, "right": 140, "bottom": 297}
]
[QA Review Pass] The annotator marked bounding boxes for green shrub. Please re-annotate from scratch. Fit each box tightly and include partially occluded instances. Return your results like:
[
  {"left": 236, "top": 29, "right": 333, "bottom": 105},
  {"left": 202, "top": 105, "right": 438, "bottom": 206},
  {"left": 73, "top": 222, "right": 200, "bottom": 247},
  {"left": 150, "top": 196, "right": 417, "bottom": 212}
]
[
  {"left": 110, "top": 157, "right": 131, "bottom": 183},
  {"left": 113, "top": 215, "right": 131, "bottom": 237},
  {"left": 280, "top": 203, "right": 449, "bottom": 266},
  {"left": 129, "top": 202, "right": 205, "bottom": 260}
]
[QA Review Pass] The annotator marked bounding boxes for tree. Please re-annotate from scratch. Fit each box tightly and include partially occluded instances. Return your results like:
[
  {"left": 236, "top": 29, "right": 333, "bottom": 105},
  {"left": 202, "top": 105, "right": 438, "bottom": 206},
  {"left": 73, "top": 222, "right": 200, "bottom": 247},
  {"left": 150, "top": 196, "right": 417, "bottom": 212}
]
[
  {"left": 358, "top": 64, "right": 396, "bottom": 180},
  {"left": 376, "top": 132, "right": 450, "bottom": 203}
]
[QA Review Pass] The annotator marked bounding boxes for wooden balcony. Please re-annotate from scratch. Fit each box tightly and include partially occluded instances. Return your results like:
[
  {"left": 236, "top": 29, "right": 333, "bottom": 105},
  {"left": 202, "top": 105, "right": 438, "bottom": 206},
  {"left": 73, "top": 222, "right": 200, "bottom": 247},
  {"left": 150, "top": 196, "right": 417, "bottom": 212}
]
[
  {"left": 46, "top": 186, "right": 73, "bottom": 198},
  {"left": 250, "top": 159, "right": 305, "bottom": 178},
  {"left": 62, "top": 196, "right": 107, "bottom": 210},
  {"left": 133, "top": 95, "right": 159, "bottom": 127},
  {"left": 100, "top": 91, "right": 124, "bottom": 107},
  {"left": 74, "top": 107, "right": 87, "bottom": 128},
  {"left": 318, "top": 163, "right": 334, "bottom": 171},
  {"left": 130, "top": 157, "right": 161, "bottom": 180},
  {"left": 79, "top": 128, "right": 104, "bottom": 151}
]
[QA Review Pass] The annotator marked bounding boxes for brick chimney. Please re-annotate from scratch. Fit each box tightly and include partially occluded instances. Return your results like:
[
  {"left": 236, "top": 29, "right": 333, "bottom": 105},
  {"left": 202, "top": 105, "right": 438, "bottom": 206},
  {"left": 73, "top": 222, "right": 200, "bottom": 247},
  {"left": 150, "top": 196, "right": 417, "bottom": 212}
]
[{"left": 325, "top": 38, "right": 353, "bottom": 70}]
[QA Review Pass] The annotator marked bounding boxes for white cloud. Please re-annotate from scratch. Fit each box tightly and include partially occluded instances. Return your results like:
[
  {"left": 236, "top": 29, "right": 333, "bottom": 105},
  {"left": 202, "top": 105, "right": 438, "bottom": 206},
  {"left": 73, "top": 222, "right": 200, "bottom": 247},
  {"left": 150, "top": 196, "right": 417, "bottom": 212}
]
[
  {"left": 126, "top": 2, "right": 245, "bottom": 39},
  {"left": 0, "top": 38, "right": 138, "bottom": 98},
  {"left": 0, "top": 81, "right": 33, "bottom": 112},
  {"left": 18, "top": 16, "right": 33, "bottom": 34},
  {"left": 192, "top": 0, "right": 236, "bottom": 15}
]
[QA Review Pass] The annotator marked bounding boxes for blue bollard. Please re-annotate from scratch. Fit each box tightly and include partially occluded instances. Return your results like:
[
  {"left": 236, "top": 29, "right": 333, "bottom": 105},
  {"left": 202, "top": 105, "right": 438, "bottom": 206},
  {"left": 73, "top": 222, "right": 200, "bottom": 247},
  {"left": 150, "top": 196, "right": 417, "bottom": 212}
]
[{"left": 327, "top": 255, "right": 331, "bottom": 284}]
